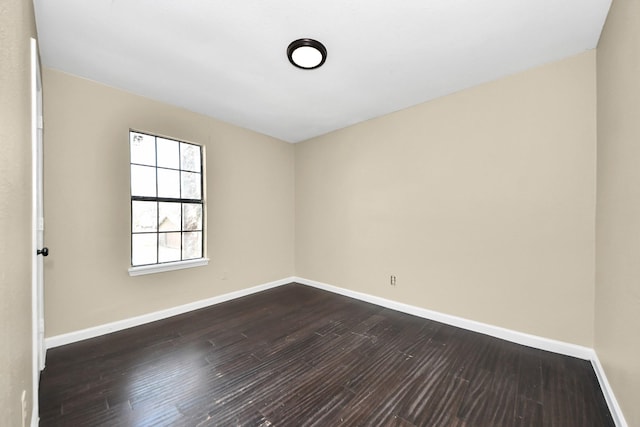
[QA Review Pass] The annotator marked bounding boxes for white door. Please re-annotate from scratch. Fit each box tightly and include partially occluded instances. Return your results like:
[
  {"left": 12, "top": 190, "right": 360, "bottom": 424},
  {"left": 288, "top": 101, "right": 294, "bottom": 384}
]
[{"left": 31, "top": 37, "right": 46, "bottom": 423}]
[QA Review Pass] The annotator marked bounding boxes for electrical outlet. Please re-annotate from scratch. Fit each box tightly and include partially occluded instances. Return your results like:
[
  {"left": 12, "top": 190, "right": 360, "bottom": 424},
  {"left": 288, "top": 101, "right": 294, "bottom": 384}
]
[
  {"left": 390, "top": 275, "right": 397, "bottom": 286},
  {"left": 21, "top": 390, "right": 27, "bottom": 427}
]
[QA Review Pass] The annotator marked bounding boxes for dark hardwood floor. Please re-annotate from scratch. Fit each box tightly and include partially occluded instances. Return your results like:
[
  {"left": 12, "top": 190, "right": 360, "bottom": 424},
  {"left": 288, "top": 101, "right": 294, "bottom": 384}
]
[{"left": 39, "top": 283, "right": 615, "bottom": 426}]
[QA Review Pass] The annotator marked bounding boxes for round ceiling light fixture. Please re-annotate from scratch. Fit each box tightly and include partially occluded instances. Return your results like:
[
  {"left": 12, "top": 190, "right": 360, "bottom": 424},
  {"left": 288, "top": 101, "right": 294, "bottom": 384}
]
[{"left": 287, "top": 38, "right": 327, "bottom": 70}]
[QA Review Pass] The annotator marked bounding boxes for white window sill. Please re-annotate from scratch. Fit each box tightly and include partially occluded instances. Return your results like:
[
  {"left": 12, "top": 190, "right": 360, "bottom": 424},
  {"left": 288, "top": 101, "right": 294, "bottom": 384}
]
[{"left": 128, "top": 258, "right": 209, "bottom": 276}]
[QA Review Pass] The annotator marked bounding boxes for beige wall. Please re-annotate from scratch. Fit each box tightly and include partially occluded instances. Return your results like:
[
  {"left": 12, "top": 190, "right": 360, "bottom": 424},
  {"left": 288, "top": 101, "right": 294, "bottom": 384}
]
[
  {"left": 43, "top": 69, "right": 295, "bottom": 336},
  {"left": 296, "top": 52, "right": 597, "bottom": 346},
  {"left": 31, "top": 9, "right": 640, "bottom": 422},
  {"left": 0, "top": 0, "right": 37, "bottom": 425},
  {"left": 596, "top": 0, "right": 640, "bottom": 425}
]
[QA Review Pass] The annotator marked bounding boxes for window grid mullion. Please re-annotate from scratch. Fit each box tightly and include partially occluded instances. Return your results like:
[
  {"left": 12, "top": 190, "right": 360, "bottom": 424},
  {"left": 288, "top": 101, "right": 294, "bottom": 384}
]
[
  {"left": 155, "top": 136, "right": 160, "bottom": 264},
  {"left": 178, "top": 142, "right": 183, "bottom": 261}
]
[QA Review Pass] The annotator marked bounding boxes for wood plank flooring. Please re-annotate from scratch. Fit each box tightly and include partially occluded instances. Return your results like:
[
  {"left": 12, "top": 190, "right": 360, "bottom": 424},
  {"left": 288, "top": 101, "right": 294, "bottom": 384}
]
[{"left": 39, "top": 283, "right": 615, "bottom": 426}]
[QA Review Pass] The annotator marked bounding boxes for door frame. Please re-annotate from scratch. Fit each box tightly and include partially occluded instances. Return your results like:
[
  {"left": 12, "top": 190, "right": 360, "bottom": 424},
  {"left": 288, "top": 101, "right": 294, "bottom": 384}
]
[{"left": 31, "top": 36, "right": 45, "bottom": 426}]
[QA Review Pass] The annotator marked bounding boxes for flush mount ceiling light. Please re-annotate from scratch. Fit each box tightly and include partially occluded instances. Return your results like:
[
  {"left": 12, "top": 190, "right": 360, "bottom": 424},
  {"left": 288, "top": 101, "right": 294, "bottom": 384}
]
[{"left": 287, "top": 38, "right": 327, "bottom": 70}]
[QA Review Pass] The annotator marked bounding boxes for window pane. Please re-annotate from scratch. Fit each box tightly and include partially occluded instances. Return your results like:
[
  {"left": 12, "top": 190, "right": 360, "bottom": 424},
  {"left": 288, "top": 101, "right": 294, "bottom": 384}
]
[
  {"left": 182, "top": 203, "right": 202, "bottom": 231},
  {"left": 182, "top": 231, "right": 202, "bottom": 260},
  {"left": 131, "top": 165, "right": 157, "bottom": 197},
  {"left": 130, "top": 132, "right": 156, "bottom": 166},
  {"left": 132, "top": 233, "right": 157, "bottom": 266},
  {"left": 132, "top": 201, "right": 157, "bottom": 232},
  {"left": 181, "top": 171, "right": 201, "bottom": 199},
  {"left": 159, "top": 232, "right": 181, "bottom": 263},
  {"left": 158, "top": 202, "right": 181, "bottom": 232},
  {"left": 157, "top": 168, "right": 180, "bottom": 198},
  {"left": 181, "top": 143, "right": 201, "bottom": 172},
  {"left": 157, "top": 138, "right": 179, "bottom": 169}
]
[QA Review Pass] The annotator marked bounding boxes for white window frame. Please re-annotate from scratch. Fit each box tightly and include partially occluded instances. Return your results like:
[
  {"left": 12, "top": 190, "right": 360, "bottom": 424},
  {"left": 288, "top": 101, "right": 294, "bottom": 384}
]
[{"left": 128, "top": 130, "right": 208, "bottom": 276}]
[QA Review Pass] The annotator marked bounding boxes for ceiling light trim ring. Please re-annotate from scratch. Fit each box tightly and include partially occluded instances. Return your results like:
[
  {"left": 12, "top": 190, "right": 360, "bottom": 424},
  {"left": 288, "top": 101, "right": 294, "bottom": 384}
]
[{"left": 287, "top": 38, "right": 327, "bottom": 70}]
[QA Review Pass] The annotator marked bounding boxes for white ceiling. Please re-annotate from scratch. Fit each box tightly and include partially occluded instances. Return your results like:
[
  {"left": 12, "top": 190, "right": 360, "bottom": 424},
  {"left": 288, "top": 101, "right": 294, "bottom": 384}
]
[{"left": 34, "top": 0, "right": 612, "bottom": 143}]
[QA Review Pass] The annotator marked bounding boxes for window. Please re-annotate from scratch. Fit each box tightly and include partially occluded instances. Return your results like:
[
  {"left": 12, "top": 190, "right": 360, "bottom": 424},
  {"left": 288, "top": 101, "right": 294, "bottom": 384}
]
[{"left": 129, "top": 130, "right": 206, "bottom": 275}]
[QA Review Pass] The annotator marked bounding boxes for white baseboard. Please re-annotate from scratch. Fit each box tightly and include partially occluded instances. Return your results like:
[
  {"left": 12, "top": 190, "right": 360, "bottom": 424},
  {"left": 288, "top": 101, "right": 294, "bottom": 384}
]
[
  {"left": 31, "top": 406, "right": 38, "bottom": 427},
  {"left": 293, "top": 276, "right": 628, "bottom": 426},
  {"left": 44, "top": 275, "right": 627, "bottom": 426},
  {"left": 293, "top": 276, "right": 594, "bottom": 360},
  {"left": 45, "top": 277, "right": 295, "bottom": 349},
  {"left": 591, "top": 354, "right": 629, "bottom": 427}
]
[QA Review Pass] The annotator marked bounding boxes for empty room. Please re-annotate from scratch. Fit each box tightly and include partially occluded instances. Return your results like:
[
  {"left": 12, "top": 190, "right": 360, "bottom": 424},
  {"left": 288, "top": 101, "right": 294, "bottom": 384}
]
[{"left": 2, "top": 0, "right": 639, "bottom": 425}]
